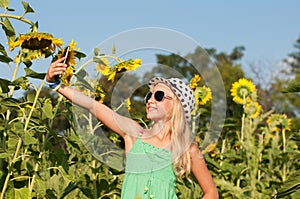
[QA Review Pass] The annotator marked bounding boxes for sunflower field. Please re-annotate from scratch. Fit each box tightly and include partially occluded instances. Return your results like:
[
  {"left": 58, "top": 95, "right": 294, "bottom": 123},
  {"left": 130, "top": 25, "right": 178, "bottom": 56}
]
[{"left": 1, "top": 1, "right": 300, "bottom": 199}]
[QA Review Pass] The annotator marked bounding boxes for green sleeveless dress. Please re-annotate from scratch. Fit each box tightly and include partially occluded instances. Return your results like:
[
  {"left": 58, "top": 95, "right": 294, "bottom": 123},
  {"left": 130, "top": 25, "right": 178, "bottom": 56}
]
[{"left": 121, "top": 137, "right": 177, "bottom": 199}]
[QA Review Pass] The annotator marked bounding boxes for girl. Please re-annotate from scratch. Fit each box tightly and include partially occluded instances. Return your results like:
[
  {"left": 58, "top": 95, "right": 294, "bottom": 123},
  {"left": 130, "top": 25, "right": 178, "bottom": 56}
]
[{"left": 45, "top": 57, "right": 219, "bottom": 199}]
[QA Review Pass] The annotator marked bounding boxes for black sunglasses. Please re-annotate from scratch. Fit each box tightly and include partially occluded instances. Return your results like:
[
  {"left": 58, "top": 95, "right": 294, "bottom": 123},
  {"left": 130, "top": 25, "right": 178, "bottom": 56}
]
[{"left": 144, "top": 90, "right": 172, "bottom": 104}]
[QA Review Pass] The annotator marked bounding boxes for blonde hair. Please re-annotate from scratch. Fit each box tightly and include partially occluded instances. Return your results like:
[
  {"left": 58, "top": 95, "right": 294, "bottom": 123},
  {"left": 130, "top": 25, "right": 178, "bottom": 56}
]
[{"left": 168, "top": 96, "right": 194, "bottom": 181}]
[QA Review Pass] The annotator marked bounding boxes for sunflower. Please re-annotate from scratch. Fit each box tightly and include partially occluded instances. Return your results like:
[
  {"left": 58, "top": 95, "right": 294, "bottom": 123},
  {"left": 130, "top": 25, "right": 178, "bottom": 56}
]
[
  {"left": 195, "top": 85, "right": 212, "bottom": 105},
  {"left": 231, "top": 78, "right": 256, "bottom": 104},
  {"left": 9, "top": 32, "right": 63, "bottom": 51},
  {"left": 189, "top": 74, "right": 201, "bottom": 90},
  {"left": 99, "top": 58, "right": 142, "bottom": 82},
  {"left": 244, "top": 101, "right": 262, "bottom": 118},
  {"left": 9, "top": 32, "right": 63, "bottom": 63},
  {"left": 267, "top": 114, "right": 291, "bottom": 132}
]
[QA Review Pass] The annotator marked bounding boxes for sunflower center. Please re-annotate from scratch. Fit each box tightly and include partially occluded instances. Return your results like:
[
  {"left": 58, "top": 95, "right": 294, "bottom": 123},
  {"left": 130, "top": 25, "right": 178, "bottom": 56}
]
[
  {"left": 237, "top": 86, "right": 250, "bottom": 98},
  {"left": 21, "top": 38, "right": 52, "bottom": 50}
]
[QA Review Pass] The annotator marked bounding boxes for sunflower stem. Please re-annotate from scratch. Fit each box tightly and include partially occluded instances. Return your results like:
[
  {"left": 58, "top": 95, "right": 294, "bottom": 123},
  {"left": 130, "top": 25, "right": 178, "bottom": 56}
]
[
  {"left": 0, "top": 13, "right": 34, "bottom": 26},
  {"left": 24, "top": 81, "right": 44, "bottom": 132},
  {"left": 282, "top": 129, "right": 287, "bottom": 181}
]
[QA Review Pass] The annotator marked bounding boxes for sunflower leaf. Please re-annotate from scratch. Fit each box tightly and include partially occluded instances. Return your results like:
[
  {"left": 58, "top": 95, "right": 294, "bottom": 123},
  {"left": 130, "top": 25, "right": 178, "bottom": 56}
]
[
  {"left": 24, "top": 68, "right": 46, "bottom": 80},
  {"left": 0, "top": 43, "right": 8, "bottom": 56},
  {"left": 10, "top": 76, "right": 28, "bottom": 90},
  {"left": 23, "top": 60, "right": 32, "bottom": 67},
  {"left": 0, "top": 55, "right": 13, "bottom": 63},
  {"left": 94, "top": 48, "right": 101, "bottom": 56},
  {"left": 74, "top": 50, "right": 86, "bottom": 60},
  {"left": 1, "top": 17, "right": 16, "bottom": 39},
  {"left": 0, "top": 97, "right": 21, "bottom": 108},
  {"left": 0, "top": 78, "right": 10, "bottom": 93},
  {"left": 21, "top": 1, "right": 35, "bottom": 14}
]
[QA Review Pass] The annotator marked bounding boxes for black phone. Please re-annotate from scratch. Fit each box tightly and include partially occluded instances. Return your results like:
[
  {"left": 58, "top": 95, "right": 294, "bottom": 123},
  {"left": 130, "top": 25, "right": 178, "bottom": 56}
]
[
  {"left": 59, "top": 46, "right": 70, "bottom": 78},
  {"left": 62, "top": 46, "right": 70, "bottom": 65}
]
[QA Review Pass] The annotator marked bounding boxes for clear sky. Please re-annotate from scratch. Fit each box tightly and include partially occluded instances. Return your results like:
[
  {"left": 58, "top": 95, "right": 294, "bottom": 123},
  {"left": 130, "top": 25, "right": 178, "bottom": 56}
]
[{"left": 2, "top": 0, "right": 300, "bottom": 79}]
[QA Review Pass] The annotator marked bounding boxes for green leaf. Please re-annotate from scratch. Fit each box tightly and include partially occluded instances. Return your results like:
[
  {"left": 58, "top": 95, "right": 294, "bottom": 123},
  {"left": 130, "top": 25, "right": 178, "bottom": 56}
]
[
  {"left": 2, "top": 17, "right": 15, "bottom": 39},
  {"left": 0, "top": 78, "right": 10, "bottom": 93},
  {"left": 21, "top": 131, "right": 38, "bottom": 145},
  {"left": 10, "top": 76, "right": 28, "bottom": 90},
  {"left": 23, "top": 60, "right": 33, "bottom": 67},
  {"left": 34, "top": 178, "right": 46, "bottom": 196},
  {"left": 94, "top": 48, "right": 100, "bottom": 56},
  {"left": 74, "top": 74, "right": 95, "bottom": 91},
  {"left": 24, "top": 68, "right": 46, "bottom": 80},
  {"left": 0, "top": 43, "right": 8, "bottom": 55},
  {"left": 0, "top": 55, "right": 13, "bottom": 63},
  {"left": 0, "top": 0, "right": 9, "bottom": 9},
  {"left": 0, "top": 152, "right": 12, "bottom": 158},
  {"left": 61, "top": 182, "right": 79, "bottom": 198},
  {"left": 21, "top": 1, "right": 34, "bottom": 14},
  {"left": 42, "top": 102, "right": 54, "bottom": 119},
  {"left": 74, "top": 50, "right": 86, "bottom": 60},
  {"left": 0, "top": 97, "right": 20, "bottom": 107},
  {"left": 275, "top": 172, "right": 300, "bottom": 198},
  {"left": 7, "top": 134, "right": 19, "bottom": 151},
  {"left": 14, "top": 187, "right": 31, "bottom": 199}
]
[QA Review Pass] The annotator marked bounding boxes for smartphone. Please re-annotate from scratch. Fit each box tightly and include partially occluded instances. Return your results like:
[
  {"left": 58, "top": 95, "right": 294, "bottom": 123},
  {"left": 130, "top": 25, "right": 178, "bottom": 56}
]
[
  {"left": 62, "top": 46, "right": 70, "bottom": 65},
  {"left": 59, "top": 46, "right": 70, "bottom": 78}
]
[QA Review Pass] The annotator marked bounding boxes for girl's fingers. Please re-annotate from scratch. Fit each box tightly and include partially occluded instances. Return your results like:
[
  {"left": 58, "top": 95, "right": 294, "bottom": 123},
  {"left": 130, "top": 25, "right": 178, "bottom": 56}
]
[
  {"left": 53, "top": 56, "right": 65, "bottom": 64},
  {"left": 46, "top": 57, "right": 67, "bottom": 82}
]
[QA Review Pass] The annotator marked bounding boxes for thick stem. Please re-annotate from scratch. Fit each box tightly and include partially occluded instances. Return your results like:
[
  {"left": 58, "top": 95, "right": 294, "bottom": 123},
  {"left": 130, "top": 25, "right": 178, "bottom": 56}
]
[
  {"left": 0, "top": 13, "right": 34, "bottom": 26},
  {"left": 23, "top": 82, "right": 44, "bottom": 195},
  {"left": 282, "top": 129, "right": 287, "bottom": 181}
]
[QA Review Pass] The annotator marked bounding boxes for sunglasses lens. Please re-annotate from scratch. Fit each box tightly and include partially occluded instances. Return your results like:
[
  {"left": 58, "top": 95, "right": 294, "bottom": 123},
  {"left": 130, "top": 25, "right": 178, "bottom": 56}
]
[
  {"left": 154, "top": 91, "right": 165, "bottom": 101},
  {"left": 144, "top": 91, "right": 166, "bottom": 103},
  {"left": 145, "top": 92, "right": 152, "bottom": 103}
]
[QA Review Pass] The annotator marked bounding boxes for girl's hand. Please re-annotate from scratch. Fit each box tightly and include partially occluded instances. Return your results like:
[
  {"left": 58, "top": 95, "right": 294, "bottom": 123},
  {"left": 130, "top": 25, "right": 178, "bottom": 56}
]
[{"left": 45, "top": 57, "right": 67, "bottom": 83}]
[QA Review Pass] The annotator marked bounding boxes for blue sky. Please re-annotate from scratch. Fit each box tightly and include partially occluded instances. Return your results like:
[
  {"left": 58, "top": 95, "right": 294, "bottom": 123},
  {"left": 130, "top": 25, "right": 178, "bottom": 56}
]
[{"left": 2, "top": 0, "right": 300, "bottom": 80}]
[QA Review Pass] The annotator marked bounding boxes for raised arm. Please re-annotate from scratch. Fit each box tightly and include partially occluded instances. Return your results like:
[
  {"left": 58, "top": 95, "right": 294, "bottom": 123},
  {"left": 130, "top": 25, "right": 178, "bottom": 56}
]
[
  {"left": 45, "top": 57, "right": 141, "bottom": 138},
  {"left": 190, "top": 144, "right": 219, "bottom": 199}
]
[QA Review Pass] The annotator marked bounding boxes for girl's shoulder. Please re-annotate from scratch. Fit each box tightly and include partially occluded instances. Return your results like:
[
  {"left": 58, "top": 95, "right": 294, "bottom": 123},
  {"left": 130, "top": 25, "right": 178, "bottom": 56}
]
[{"left": 189, "top": 142, "right": 204, "bottom": 159}]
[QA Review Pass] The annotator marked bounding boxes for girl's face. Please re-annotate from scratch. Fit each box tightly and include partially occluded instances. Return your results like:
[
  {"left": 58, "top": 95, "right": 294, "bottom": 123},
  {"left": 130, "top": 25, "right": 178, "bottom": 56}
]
[{"left": 145, "top": 83, "right": 174, "bottom": 122}]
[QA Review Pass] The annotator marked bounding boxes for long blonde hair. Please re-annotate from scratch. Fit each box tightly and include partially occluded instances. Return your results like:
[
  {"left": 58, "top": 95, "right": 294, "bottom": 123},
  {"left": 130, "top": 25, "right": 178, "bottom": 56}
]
[{"left": 169, "top": 96, "right": 194, "bottom": 180}]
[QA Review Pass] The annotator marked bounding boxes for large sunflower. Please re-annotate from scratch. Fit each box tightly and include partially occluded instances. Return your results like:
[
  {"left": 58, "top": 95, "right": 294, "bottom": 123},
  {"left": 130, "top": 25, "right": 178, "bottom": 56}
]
[
  {"left": 230, "top": 78, "right": 256, "bottom": 104},
  {"left": 195, "top": 85, "right": 212, "bottom": 105},
  {"left": 9, "top": 32, "right": 63, "bottom": 62},
  {"left": 9, "top": 32, "right": 63, "bottom": 51}
]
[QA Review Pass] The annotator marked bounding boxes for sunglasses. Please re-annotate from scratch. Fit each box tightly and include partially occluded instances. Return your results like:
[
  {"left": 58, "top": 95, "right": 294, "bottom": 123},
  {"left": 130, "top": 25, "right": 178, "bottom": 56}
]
[{"left": 144, "top": 90, "right": 172, "bottom": 104}]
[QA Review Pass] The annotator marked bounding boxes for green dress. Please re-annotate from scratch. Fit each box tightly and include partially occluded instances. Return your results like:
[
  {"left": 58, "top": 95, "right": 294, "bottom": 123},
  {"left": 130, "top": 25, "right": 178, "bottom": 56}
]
[{"left": 121, "top": 137, "right": 177, "bottom": 199}]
